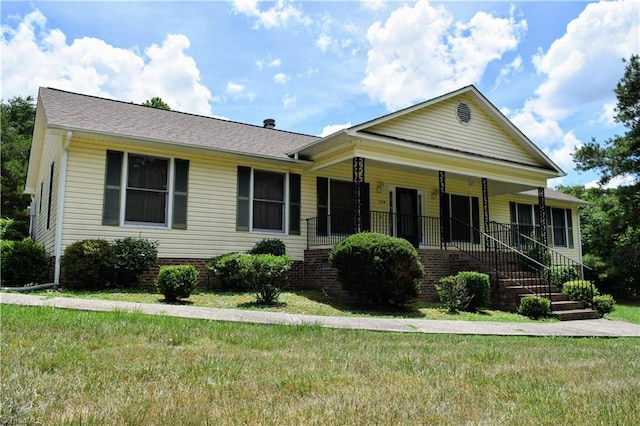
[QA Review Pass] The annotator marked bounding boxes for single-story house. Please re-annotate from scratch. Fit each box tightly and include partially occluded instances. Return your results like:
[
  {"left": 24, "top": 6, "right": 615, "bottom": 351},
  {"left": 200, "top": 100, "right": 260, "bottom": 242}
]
[{"left": 25, "top": 85, "right": 590, "bottom": 314}]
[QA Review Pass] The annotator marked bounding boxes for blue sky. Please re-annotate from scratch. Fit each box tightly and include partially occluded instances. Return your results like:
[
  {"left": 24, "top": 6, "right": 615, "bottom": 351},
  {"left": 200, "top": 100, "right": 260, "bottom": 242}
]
[{"left": 2, "top": 1, "right": 638, "bottom": 187}]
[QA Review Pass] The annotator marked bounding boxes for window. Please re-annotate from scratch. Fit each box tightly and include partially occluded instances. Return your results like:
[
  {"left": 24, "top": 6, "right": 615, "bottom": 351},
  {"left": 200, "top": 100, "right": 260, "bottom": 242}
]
[
  {"left": 236, "top": 166, "right": 300, "bottom": 234},
  {"left": 509, "top": 202, "right": 573, "bottom": 248},
  {"left": 253, "top": 170, "right": 285, "bottom": 231},
  {"left": 102, "top": 151, "right": 189, "bottom": 228},
  {"left": 316, "top": 177, "right": 370, "bottom": 236}
]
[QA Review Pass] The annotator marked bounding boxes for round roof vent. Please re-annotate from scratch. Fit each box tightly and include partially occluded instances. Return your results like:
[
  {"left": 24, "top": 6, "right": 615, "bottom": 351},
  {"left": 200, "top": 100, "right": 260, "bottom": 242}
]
[{"left": 456, "top": 102, "right": 472, "bottom": 124}]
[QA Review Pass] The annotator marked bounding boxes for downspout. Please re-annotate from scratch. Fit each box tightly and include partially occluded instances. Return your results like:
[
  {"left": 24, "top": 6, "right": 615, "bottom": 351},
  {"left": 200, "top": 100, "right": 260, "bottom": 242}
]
[{"left": 53, "top": 131, "right": 71, "bottom": 285}]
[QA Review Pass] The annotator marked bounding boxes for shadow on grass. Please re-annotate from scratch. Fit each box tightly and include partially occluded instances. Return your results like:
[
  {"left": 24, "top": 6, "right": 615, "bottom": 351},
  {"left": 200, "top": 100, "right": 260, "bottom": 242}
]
[
  {"left": 160, "top": 298, "right": 194, "bottom": 306},
  {"left": 237, "top": 301, "right": 288, "bottom": 309},
  {"left": 298, "top": 290, "right": 428, "bottom": 319}
]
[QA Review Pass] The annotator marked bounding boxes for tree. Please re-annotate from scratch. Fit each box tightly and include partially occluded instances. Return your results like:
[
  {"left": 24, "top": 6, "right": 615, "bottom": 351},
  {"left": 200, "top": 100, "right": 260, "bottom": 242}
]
[
  {"left": 1, "top": 96, "right": 36, "bottom": 222},
  {"left": 142, "top": 97, "right": 171, "bottom": 110},
  {"left": 568, "top": 54, "right": 640, "bottom": 300}
]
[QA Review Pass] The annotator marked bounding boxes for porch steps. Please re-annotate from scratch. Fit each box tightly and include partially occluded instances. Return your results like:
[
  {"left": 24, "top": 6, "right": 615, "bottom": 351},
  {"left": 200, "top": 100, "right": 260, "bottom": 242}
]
[{"left": 498, "top": 278, "right": 599, "bottom": 321}]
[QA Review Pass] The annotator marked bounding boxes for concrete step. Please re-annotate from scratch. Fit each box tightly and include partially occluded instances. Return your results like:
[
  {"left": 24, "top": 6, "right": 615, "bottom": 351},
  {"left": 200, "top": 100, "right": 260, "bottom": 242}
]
[{"left": 553, "top": 309, "right": 599, "bottom": 321}]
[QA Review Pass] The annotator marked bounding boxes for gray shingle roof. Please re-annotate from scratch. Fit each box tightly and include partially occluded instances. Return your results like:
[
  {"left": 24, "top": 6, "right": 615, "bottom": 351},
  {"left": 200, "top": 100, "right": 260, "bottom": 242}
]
[
  {"left": 39, "top": 87, "right": 318, "bottom": 160},
  {"left": 519, "top": 188, "right": 589, "bottom": 205}
]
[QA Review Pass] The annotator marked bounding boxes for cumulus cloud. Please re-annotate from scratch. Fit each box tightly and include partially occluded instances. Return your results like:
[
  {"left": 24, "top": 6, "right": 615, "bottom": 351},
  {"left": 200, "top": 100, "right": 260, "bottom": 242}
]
[
  {"left": 226, "top": 81, "right": 255, "bottom": 102},
  {"left": 256, "top": 56, "right": 281, "bottom": 69},
  {"left": 319, "top": 122, "right": 352, "bottom": 137},
  {"left": 232, "top": 0, "right": 311, "bottom": 29},
  {"left": 361, "top": 0, "right": 385, "bottom": 12},
  {"left": 507, "top": 0, "right": 638, "bottom": 175},
  {"left": 273, "top": 73, "right": 289, "bottom": 84},
  {"left": 363, "top": 0, "right": 526, "bottom": 110},
  {"left": 1, "top": 10, "right": 213, "bottom": 115},
  {"left": 585, "top": 174, "right": 637, "bottom": 189}
]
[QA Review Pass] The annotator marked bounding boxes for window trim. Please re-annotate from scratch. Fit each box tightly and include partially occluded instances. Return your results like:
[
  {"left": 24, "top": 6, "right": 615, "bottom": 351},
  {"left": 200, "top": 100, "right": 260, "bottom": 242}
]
[{"left": 249, "top": 168, "right": 289, "bottom": 234}]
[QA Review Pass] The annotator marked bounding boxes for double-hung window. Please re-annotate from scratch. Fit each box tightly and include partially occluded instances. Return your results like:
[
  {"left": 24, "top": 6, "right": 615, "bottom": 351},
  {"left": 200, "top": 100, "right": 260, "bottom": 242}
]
[
  {"left": 103, "top": 151, "right": 189, "bottom": 228},
  {"left": 509, "top": 202, "right": 573, "bottom": 248},
  {"left": 236, "top": 166, "right": 300, "bottom": 234}
]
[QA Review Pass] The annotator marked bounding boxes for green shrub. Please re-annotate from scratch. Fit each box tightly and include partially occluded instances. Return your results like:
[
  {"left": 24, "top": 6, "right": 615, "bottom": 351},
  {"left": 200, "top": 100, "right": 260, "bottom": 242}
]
[
  {"left": 247, "top": 238, "right": 286, "bottom": 256},
  {"left": 550, "top": 265, "right": 579, "bottom": 290},
  {"left": 155, "top": 265, "right": 199, "bottom": 302},
  {"left": 518, "top": 296, "right": 551, "bottom": 319},
  {"left": 0, "top": 218, "right": 28, "bottom": 241},
  {"left": 328, "top": 233, "right": 423, "bottom": 306},
  {"left": 456, "top": 271, "right": 490, "bottom": 311},
  {"left": 519, "top": 241, "right": 551, "bottom": 272},
  {"left": 0, "top": 239, "right": 49, "bottom": 286},
  {"left": 563, "top": 280, "right": 599, "bottom": 308},
  {"left": 245, "top": 254, "right": 292, "bottom": 304},
  {"left": 61, "top": 239, "right": 115, "bottom": 289},
  {"left": 592, "top": 294, "right": 616, "bottom": 318},
  {"left": 113, "top": 237, "right": 158, "bottom": 286},
  {"left": 207, "top": 252, "right": 252, "bottom": 291},
  {"left": 436, "top": 275, "right": 471, "bottom": 313}
]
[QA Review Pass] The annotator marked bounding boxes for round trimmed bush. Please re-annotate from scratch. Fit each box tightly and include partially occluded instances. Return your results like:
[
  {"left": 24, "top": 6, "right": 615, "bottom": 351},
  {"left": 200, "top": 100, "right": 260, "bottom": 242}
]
[
  {"left": 113, "top": 237, "right": 158, "bottom": 286},
  {"left": 456, "top": 271, "right": 490, "bottom": 311},
  {"left": 155, "top": 264, "right": 199, "bottom": 302},
  {"left": 61, "top": 239, "right": 114, "bottom": 289},
  {"left": 328, "top": 232, "right": 424, "bottom": 306},
  {"left": 0, "top": 239, "right": 49, "bottom": 286},
  {"left": 247, "top": 238, "right": 286, "bottom": 256},
  {"left": 563, "top": 280, "right": 599, "bottom": 308},
  {"left": 246, "top": 254, "right": 292, "bottom": 305},
  {"left": 550, "top": 265, "right": 579, "bottom": 290},
  {"left": 207, "top": 252, "right": 252, "bottom": 291},
  {"left": 518, "top": 295, "right": 551, "bottom": 320},
  {"left": 592, "top": 294, "right": 616, "bottom": 318}
]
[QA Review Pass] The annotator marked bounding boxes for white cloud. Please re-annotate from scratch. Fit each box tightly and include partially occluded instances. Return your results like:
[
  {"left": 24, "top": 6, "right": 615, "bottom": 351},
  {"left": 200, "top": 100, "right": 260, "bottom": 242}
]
[
  {"left": 1, "top": 10, "right": 213, "bottom": 115},
  {"left": 494, "top": 55, "right": 522, "bottom": 88},
  {"left": 361, "top": 0, "right": 385, "bottom": 12},
  {"left": 226, "top": 81, "right": 255, "bottom": 102},
  {"left": 529, "top": 0, "right": 639, "bottom": 122},
  {"left": 585, "top": 174, "right": 637, "bottom": 189},
  {"left": 505, "top": 0, "right": 638, "bottom": 182},
  {"left": 282, "top": 93, "right": 297, "bottom": 108},
  {"left": 273, "top": 72, "right": 289, "bottom": 84},
  {"left": 319, "top": 122, "right": 352, "bottom": 137},
  {"left": 363, "top": 0, "right": 526, "bottom": 110},
  {"left": 256, "top": 57, "right": 281, "bottom": 69},
  {"left": 232, "top": 0, "right": 311, "bottom": 29},
  {"left": 316, "top": 34, "right": 331, "bottom": 53}
]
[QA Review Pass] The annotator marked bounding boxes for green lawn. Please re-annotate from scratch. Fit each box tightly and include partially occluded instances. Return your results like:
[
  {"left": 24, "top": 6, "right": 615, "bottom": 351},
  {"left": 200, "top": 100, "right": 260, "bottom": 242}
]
[
  {"left": 2, "top": 305, "right": 639, "bottom": 425},
  {"left": 29, "top": 287, "right": 558, "bottom": 322}
]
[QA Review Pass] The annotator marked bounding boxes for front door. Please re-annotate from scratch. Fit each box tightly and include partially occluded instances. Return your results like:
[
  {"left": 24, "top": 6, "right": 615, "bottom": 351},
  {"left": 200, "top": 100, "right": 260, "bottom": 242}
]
[{"left": 396, "top": 188, "right": 420, "bottom": 247}]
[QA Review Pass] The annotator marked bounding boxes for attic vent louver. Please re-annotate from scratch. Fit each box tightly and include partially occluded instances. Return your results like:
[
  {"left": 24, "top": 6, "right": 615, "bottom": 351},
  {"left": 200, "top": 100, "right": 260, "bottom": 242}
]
[
  {"left": 263, "top": 118, "right": 276, "bottom": 129},
  {"left": 456, "top": 102, "right": 472, "bottom": 124}
]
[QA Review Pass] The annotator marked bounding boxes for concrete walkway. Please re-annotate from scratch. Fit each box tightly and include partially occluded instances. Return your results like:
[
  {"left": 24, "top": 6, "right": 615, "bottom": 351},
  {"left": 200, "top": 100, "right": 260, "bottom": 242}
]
[{"left": 2, "top": 292, "right": 640, "bottom": 337}]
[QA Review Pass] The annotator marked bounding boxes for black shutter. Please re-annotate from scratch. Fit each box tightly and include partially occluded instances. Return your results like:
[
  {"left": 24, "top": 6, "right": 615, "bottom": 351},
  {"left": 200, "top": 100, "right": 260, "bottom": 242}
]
[
  {"left": 289, "top": 173, "right": 301, "bottom": 235},
  {"left": 566, "top": 209, "right": 574, "bottom": 248},
  {"left": 236, "top": 166, "right": 251, "bottom": 231},
  {"left": 172, "top": 159, "right": 189, "bottom": 229},
  {"left": 102, "top": 151, "right": 123, "bottom": 225},
  {"left": 317, "top": 177, "right": 328, "bottom": 236}
]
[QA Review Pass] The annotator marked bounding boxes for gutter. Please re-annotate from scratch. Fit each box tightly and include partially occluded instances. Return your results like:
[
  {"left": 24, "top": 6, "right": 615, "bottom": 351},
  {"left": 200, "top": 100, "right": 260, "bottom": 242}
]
[{"left": 53, "top": 131, "right": 71, "bottom": 285}]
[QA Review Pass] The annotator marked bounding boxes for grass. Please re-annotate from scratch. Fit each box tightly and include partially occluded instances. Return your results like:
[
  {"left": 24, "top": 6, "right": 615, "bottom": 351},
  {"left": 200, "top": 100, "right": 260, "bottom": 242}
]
[
  {"left": 608, "top": 302, "right": 640, "bottom": 324},
  {"left": 1, "top": 305, "right": 639, "bottom": 425},
  {"left": 28, "top": 287, "right": 557, "bottom": 322}
]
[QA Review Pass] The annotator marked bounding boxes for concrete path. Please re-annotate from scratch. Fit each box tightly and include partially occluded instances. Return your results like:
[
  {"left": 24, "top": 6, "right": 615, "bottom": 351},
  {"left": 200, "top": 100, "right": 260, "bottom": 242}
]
[{"left": 2, "top": 292, "right": 640, "bottom": 337}]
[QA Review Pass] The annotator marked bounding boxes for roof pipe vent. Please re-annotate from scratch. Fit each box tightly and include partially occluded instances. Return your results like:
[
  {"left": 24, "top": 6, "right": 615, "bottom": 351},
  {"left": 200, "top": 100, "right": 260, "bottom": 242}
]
[{"left": 263, "top": 118, "right": 276, "bottom": 129}]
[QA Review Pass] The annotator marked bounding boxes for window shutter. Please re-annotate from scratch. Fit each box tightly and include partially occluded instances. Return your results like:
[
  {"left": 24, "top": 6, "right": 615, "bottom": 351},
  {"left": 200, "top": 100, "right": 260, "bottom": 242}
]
[
  {"left": 236, "top": 166, "right": 251, "bottom": 231},
  {"left": 472, "top": 196, "right": 480, "bottom": 244},
  {"left": 566, "top": 209, "right": 574, "bottom": 249},
  {"left": 102, "top": 151, "right": 123, "bottom": 225},
  {"left": 317, "top": 177, "right": 328, "bottom": 236},
  {"left": 172, "top": 159, "right": 189, "bottom": 229},
  {"left": 289, "top": 173, "right": 301, "bottom": 235},
  {"left": 509, "top": 202, "right": 517, "bottom": 224}
]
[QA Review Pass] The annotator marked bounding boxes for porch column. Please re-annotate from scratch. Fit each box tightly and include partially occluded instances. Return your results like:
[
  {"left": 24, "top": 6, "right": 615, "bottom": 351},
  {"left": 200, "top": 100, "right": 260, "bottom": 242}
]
[
  {"left": 482, "top": 177, "right": 491, "bottom": 252},
  {"left": 537, "top": 187, "right": 548, "bottom": 247},
  {"left": 352, "top": 157, "right": 365, "bottom": 233},
  {"left": 439, "top": 171, "right": 446, "bottom": 250}
]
